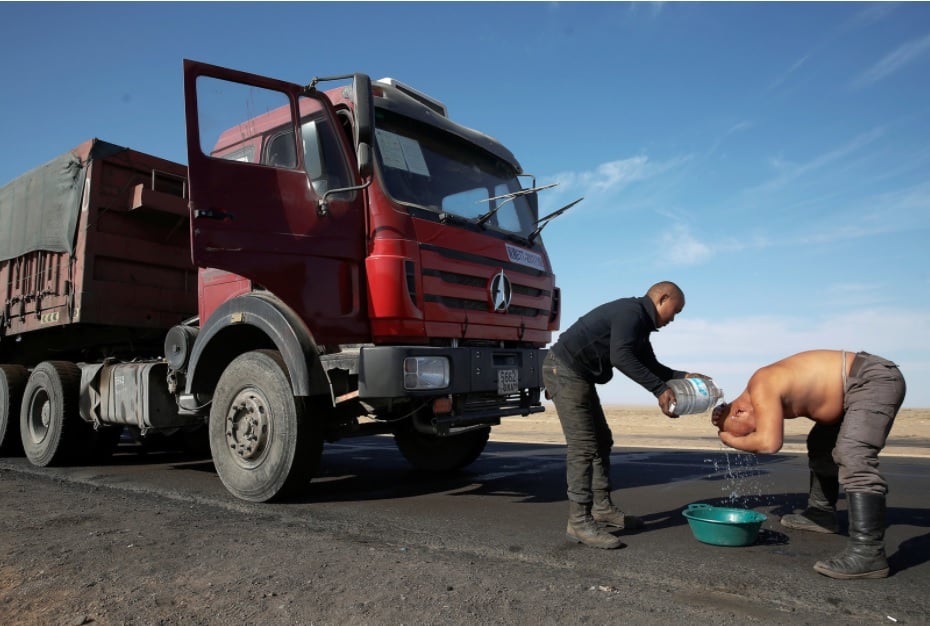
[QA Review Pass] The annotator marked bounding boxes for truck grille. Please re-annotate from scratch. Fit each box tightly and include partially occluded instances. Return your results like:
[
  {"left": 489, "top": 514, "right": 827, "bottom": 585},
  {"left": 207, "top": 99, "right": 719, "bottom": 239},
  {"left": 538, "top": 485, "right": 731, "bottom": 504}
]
[{"left": 422, "top": 268, "right": 549, "bottom": 317}]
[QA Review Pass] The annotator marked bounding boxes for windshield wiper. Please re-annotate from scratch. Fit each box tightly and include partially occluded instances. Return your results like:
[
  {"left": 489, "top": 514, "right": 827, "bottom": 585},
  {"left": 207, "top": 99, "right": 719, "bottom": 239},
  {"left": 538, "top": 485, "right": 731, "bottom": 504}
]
[
  {"left": 474, "top": 182, "right": 559, "bottom": 227},
  {"left": 528, "top": 197, "right": 583, "bottom": 243}
]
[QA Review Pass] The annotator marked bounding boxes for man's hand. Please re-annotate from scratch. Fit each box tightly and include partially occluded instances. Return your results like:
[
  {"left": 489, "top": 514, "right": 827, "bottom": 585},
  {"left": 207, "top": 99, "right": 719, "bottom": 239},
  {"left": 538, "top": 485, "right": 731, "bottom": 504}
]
[
  {"left": 711, "top": 402, "right": 729, "bottom": 431},
  {"left": 658, "top": 388, "right": 679, "bottom": 418},
  {"left": 685, "top": 372, "right": 711, "bottom": 380}
]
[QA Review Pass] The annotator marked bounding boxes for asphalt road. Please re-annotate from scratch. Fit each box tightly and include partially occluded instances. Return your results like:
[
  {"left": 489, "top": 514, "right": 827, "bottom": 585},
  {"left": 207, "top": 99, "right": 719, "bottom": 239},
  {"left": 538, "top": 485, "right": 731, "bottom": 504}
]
[{"left": 2, "top": 436, "right": 929, "bottom": 623}]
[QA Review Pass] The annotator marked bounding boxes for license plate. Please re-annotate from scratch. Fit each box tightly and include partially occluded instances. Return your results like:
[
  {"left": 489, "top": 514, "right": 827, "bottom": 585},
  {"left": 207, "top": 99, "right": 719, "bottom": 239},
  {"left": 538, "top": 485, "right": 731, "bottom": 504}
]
[{"left": 498, "top": 369, "right": 519, "bottom": 395}]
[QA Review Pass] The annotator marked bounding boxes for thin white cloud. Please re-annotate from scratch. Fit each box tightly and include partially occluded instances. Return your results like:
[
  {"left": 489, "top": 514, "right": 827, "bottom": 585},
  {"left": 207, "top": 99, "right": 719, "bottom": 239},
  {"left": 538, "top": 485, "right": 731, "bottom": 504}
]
[
  {"left": 628, "top": 1, "right": 665, "bottom": 19},
  {"left": 549, "top": 154, "right": 691, "bottom": 196},
  {"left": 823, "top": 282, "right": 888, "bottom": 308},
  {"left": 876, "top": 179, "right": 930, "bottom": 212},
  {"left": 657, "top": 224, "right": 713, "bottom": 266},
  {"left": 707, "top": 121, "right": 753, "bottom": 158},
  {"left": 851, "top": 3, "right": 897, "bottom": 26},
  {"left": 852, "top": 32, "right": 930, "bottom": 89},
  {"left": 796, "top": 180, "right": 930, "bottom": 244},
  {"left": 727, "top": 121, "right": 753, "bottom": 135},
  {"left": 768, "top": 55, "right": 809, "bottom": 91},
  {"left": 642, "top": 176, "right": 929, "bottom": 272},
  {"left": 723, "top": 179, "right": 930, "bottom": 253},
  {"left": 747, "top": 127, "right": 885, "bottom": 194},
  {"left": 766, "top": 4, "right": 897, "bottom": 93},
  {"left": 590, "top": 156, "right": 652, "bottom": 192}
]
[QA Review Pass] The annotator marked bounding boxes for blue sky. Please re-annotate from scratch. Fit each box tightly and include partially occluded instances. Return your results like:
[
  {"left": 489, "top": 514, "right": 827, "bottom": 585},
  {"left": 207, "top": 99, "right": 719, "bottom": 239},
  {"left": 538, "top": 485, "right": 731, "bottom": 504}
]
[{"left": 2, "top": 2, "right": 928, "bottom": 407}]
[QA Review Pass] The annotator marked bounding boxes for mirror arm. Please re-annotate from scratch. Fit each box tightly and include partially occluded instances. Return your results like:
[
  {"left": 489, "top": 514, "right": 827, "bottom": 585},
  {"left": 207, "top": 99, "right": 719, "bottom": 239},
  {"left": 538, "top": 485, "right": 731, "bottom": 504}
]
[{"left": 318, "top": 179, "right": 372, "bottom": 216}]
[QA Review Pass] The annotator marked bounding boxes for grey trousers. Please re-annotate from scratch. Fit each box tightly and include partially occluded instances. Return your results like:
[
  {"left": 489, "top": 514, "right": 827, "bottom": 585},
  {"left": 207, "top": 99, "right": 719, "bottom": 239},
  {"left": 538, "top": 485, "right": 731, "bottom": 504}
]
[
  {"left": 807, "top": 352, "right": 906, "bottom": 496},
  {"left": 542, "top": 351, "right": 613, "bottom": 504}
]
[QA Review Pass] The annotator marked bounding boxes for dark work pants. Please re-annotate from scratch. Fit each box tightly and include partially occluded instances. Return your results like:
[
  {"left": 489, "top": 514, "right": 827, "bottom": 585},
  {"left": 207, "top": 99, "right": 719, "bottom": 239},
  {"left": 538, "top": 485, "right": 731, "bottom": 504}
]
[
  {"left": 542, "top": 351, "right": 613, "bottom": 504},
  {"left": 807, "top": 352, "right": 906, "bottom": 496}
]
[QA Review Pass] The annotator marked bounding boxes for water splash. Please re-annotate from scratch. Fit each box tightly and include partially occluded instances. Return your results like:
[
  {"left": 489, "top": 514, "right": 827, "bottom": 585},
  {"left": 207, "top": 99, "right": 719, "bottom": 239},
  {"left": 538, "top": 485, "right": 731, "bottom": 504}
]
[{"left": 704, "top": 448, "right": 781, "bottom": 508}]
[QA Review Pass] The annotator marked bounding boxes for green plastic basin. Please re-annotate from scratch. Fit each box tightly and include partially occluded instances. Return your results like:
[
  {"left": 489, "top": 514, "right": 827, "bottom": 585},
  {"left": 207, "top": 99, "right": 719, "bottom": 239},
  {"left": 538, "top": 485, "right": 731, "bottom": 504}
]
[{"left": 682, "top": 503, "right": 767, "bottom": 547}]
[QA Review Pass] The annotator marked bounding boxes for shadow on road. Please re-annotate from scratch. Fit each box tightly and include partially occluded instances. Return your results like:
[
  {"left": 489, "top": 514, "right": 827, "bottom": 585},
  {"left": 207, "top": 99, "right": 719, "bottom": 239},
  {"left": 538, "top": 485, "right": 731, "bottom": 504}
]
[
  {"left": 13, "top": 435, "right": 925, "bottom": 556},
  {"left": 284, "top": 440, "right": 799, "bottom": 508},
  {"left": 891, "top": 532, "right": 930, "bottom": 574}
]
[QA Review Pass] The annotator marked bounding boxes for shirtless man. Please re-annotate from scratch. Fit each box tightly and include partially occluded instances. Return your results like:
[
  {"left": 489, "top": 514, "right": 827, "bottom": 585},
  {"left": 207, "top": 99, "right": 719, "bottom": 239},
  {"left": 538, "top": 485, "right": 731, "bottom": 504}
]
[{"left": 711, "top": 350, "right": 906, "bottom": 579}]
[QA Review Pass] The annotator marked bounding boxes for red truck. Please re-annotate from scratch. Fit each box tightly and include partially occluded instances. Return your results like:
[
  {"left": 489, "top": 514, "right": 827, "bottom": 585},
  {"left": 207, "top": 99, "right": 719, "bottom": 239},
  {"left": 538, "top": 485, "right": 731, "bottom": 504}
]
[{"left": 0, "top": 60, "right": 564, "bottom": 502}]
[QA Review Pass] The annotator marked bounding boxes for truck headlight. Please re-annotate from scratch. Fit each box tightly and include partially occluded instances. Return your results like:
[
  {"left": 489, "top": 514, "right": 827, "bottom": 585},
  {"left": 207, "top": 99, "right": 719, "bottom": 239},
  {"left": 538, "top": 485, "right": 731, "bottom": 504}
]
[{"left": 403, "top": 356, "right": 450, "bottom": 390}]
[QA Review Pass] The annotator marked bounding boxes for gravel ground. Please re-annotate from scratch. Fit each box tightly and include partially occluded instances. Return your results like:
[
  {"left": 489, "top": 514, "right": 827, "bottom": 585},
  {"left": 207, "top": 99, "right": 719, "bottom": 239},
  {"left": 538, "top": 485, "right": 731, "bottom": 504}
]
[{"left": 2, "top": 406, "right": 926, "bottom": 625}]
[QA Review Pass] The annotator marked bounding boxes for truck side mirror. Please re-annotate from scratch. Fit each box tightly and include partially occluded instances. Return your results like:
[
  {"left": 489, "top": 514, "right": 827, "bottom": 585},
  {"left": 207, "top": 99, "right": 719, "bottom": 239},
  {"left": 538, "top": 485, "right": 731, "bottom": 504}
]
[
  {"left": 353, "top": 73, "right": 373, "bottom": 147},
  {"left": 357, "top": 142, "right": 372, "bottom": 179}
]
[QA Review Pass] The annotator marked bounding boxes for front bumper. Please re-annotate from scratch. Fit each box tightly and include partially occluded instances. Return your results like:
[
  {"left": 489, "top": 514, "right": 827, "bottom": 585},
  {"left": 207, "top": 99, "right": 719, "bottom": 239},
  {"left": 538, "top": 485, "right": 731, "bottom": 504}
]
[{"left": 357, "top": 345, "right": 545, "bottom": 406}]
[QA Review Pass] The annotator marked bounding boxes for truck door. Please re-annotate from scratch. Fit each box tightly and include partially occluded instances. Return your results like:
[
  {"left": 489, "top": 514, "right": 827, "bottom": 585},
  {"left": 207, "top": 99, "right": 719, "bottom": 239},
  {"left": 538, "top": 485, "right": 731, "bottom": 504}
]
[{"left": 182, "top": 59, "right": 368, "bottom": 342}]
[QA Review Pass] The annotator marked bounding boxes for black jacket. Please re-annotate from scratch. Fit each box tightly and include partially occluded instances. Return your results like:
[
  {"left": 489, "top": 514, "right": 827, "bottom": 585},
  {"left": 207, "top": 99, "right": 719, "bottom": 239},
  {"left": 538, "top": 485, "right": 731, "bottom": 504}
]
[{"left": 549, "top": 296, "right": 684, "bottom": 395}]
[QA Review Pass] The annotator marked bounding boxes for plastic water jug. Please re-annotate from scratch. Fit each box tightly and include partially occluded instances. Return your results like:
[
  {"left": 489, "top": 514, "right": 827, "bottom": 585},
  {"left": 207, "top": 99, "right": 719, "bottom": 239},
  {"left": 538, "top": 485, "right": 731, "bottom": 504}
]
[{"left": 667, "top": 377, "right": 723, "bottom": 415}]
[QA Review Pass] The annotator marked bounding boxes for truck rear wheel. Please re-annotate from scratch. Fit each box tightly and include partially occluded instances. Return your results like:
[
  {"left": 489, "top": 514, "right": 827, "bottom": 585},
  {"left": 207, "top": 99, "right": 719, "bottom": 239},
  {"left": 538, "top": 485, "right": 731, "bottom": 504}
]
[
  {"left": 394, "top": 424, "right": 491, "bottom": 472},
  {"left": 20, "top": 361, "right": 86, "bottom": 466},
  {"left": 0, "top": 364, "right": 29, "bottom": 455},
  {"left": 209, "top": 350, "right": 322, "bottom": 502}
]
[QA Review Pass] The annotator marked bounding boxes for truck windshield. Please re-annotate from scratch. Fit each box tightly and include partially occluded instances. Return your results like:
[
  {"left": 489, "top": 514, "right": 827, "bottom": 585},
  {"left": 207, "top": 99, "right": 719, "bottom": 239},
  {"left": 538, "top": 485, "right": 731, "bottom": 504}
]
[{"left": 374, "top": 109, "right": 536, "bottom": 239}]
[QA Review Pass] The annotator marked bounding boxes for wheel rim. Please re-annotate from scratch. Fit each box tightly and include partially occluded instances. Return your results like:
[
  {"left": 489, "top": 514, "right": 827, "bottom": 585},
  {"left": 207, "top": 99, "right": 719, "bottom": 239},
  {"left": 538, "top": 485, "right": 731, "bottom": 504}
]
[
  {"left": 224, "top": 388, "right": 273, "bottom": 469},
  {"left": 26, "top": 389, "right": 51, "bottom": 445}
]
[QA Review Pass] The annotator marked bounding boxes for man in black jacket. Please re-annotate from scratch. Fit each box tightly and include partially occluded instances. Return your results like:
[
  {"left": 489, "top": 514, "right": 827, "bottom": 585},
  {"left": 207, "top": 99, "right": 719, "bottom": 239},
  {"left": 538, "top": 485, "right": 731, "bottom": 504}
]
[{"left": 542, "top": 281, "right": 706, "bottom": 549}]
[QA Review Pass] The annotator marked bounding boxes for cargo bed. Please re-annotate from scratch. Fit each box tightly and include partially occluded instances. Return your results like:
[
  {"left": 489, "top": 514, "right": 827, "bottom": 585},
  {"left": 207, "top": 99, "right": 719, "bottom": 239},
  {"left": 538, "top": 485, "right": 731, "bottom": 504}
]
[{"left": 0, "top": 139, "right": 197, "bottom": 364}]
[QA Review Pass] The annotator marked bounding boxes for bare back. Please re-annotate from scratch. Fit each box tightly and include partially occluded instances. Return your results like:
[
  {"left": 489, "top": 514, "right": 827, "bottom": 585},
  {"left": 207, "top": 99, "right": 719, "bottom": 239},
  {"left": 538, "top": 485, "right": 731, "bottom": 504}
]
[{"left": 749, "top": 349, "right": 853, "bottom": 423}]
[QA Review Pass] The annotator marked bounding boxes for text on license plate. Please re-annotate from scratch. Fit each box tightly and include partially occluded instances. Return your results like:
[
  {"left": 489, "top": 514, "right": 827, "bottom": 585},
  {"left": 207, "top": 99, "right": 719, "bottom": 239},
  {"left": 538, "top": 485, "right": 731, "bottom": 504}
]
[{"left": 498, "top": 369, "right": 519, "bottom": 395}]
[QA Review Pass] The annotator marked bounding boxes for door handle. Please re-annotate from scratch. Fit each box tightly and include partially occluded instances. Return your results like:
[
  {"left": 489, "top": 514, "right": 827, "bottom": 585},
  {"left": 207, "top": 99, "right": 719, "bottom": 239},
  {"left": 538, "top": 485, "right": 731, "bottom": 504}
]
[{"left": 194, "top": 208, "right": 235, "bottom": 220}]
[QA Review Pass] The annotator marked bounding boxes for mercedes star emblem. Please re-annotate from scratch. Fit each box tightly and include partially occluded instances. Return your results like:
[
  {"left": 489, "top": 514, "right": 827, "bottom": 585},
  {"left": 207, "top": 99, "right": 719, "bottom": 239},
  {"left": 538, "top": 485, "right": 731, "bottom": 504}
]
[{"left": 489, "top": 270, "right": 513, "bottom": 313}]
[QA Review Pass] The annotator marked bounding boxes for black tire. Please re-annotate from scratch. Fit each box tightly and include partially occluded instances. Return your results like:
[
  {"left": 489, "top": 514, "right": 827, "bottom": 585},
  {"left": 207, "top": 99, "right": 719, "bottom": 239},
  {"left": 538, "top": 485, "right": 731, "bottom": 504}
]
[
  {"left": 208, "top": 350, "right": 322, "bottom": 502},
  {"left": 394, "top": 424, "right": 491, "bottom": 472},
  {"left": 20, "top": 361, "right": 85, "bottom": 467},
  {"left": 0, "top": 364, "right": 29, "bottom": 456}
]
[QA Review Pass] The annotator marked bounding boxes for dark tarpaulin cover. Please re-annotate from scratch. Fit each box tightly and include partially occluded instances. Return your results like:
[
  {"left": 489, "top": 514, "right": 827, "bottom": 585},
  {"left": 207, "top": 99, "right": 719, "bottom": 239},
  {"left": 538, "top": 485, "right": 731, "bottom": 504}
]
[{"left": 0, "top": 139, "right": 125, "bottom": 262}]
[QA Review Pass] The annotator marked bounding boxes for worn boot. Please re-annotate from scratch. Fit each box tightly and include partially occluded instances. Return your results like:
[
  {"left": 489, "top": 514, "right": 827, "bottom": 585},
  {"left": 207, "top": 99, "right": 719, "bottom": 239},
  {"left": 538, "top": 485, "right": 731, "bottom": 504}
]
[
  {"left": 591, "top": 493, "right": 645, "bottom": 531},
  {"left": 566, "top": 501, "right": 623, "bottom": 549},
  {"left": 813, "top": 492, "right": 889, "bottom": 580},
  {"left": 781, "top": 471, "right": 839, "bottom": 534}
]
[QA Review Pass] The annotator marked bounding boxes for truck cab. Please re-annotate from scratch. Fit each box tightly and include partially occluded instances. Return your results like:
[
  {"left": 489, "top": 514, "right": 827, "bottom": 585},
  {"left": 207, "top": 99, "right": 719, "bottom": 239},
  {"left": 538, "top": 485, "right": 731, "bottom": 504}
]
[{"left": 179, "top": 61, "right": 562, "bottom": 500}]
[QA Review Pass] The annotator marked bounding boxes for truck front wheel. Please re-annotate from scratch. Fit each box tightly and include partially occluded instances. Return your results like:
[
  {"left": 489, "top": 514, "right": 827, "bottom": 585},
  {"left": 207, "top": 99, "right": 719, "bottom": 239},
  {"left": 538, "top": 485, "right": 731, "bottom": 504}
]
[
  {"left": 394, "top": 424, "right": 491, "bottom": 472},
  {"left": 209, "top": 350, "right": 322, "bottom": 502},
  {"left": 0, "top": 364, "right": 28, "bottom": 455},
  {"left": 20, "top": 361, "right": 86, "bottom": 466}
]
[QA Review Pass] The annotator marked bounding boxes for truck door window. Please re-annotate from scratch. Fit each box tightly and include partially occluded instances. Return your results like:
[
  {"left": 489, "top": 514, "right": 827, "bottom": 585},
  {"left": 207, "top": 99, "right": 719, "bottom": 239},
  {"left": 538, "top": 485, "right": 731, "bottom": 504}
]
[
  {"left": 217, "top": 145, "right": 255, "bottom": 163},
  {"left": 195, "top": 76, "right": 353, "bottom": 199},
  {"left": 196, "top": 76, "right": 291, "bottom": 161},
  {"left": 265, "top": 132, "right": 297, "bottom": 168}
]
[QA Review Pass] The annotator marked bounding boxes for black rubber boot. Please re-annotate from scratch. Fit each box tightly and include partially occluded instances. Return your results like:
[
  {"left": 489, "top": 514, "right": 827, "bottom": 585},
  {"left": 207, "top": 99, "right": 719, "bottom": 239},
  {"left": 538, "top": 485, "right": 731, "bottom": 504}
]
[
  {"left": 781, "top": 471, "right": 839, "bottom": 534},
  {"left": 813, "top": 492, "right": 889, "bottom": 580},
  {"left": 591, "top": 493, "right": 644, "bottom": 531},
  {"left": 566, "top": 501, "right": 623, "bottom": 549}
]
